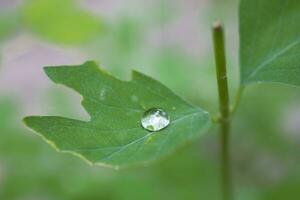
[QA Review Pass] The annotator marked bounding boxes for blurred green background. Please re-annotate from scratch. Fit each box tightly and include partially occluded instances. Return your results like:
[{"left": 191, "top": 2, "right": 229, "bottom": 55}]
[{"left": 0, "top": 0, "right": 300, "bottom": 199}]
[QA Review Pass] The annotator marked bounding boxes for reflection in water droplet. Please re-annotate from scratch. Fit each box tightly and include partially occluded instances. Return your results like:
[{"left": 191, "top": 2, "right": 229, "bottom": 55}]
[{"left": 141, "top": 108, "right": 170, "bottom": 132}]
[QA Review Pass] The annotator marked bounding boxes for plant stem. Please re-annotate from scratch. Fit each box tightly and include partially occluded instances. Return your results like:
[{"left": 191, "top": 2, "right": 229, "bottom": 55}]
[{"left": 212, "top": 21, "right": 233, "bottom": 200}]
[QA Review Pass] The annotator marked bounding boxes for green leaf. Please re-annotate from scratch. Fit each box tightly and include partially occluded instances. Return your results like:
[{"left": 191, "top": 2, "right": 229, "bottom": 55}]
[
  {"left": 0, "top": 12, "right": 19, "bottom": 42},
  {"left": 239, "top": 0, "right": 300, "bottom": 86},
  {"left": 23, "top": 61, "right": 210, "bottom": 168},
  {"left": 22, "top": 0, "right": 105, "bottom": 45}
]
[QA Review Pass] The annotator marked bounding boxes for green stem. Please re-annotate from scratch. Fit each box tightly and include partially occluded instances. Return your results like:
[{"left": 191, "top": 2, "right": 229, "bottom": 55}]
[{"left": 212, "top": 21, "right": 233, "bottom": 200}]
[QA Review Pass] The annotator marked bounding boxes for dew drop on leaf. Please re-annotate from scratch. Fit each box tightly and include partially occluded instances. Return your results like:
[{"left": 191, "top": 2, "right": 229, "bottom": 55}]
[{"left": 141, "top": 108, "right": 170, "bottom": 132}]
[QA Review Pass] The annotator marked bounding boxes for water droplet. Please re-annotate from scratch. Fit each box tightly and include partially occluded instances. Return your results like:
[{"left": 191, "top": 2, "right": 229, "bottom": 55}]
[{"left": 141, "top": 108, "right": 170, "bottom": 132}]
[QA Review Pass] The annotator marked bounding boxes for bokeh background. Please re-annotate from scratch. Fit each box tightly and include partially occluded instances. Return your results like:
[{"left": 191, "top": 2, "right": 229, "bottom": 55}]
[{"left": 1, "top": 0, "right": 300, "bottom": 199}]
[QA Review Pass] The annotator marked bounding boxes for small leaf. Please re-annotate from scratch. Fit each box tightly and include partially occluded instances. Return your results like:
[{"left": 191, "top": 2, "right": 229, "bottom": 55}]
[
  {"left": 22, "top": 0, "right": 104, "bottom": 45},
  {"left": 239, "top": 0, "right": 300, "bottom": 86},
  {"left": 23, "top": 61, "right": 210, "bottom": 168}
]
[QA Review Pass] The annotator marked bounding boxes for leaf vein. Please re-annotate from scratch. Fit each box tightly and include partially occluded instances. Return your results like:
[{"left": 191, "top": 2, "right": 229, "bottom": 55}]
[{"left": 247, "top": 38, "right": 300, "bottom": 80}]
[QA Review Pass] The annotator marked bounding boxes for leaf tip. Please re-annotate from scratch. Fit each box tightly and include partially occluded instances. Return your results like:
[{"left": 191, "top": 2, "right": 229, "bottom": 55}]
[
  {"left": 43, "top": 60, "right": 101, "bottom": 83},
  {"left": 22, "top": 116, "right": 33, "bottom": 127},
  {"left": 22, "top": 116, "right": 42, "bottom": 130},
  {"left": 130, "top": 69, "right": 150, "bottom": 82},
  {"left": 83, "top": 60, "right": 99, "bottom": 66},
  {"left": 43, "top": 66, "right": 59, "bottom": 83}
]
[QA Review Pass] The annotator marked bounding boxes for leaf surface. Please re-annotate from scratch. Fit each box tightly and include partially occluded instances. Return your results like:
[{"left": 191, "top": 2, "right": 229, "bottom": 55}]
[
  {"left": 24, "top": 61, "right": 210, "bottom": 168},
  {"left": 239, "top": 0, "right": 300, "bottom": 86}
]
